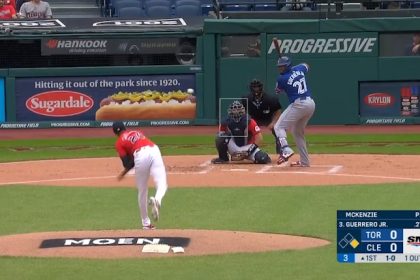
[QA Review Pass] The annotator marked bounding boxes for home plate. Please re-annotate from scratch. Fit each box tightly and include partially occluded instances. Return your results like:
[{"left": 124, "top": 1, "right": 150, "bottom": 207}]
[{"left": 221, "top": 168, "right": 249, "bottom": 172}]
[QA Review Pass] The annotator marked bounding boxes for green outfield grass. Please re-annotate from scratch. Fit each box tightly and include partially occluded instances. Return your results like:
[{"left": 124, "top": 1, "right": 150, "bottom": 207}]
[
  {"left": 0, "top": 133, "right": 419, "bottom": 162},
  {"left": 1, "top": 184, "right": 420, "bottom": 279},
  {"left": 1, "top": 132, "right": 420, "bottom": 280}
]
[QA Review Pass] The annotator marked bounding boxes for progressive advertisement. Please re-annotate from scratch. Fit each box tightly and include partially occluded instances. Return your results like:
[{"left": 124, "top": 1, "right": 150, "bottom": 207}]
[
  {"left": 14, "top": 74, "right": 196, "bottom": 125},
  {"left": 267, "top": 33, "right": 378, "bottom": 58},
  {"left": 359, "top": 81, "right": 420, "bottom": 124}
]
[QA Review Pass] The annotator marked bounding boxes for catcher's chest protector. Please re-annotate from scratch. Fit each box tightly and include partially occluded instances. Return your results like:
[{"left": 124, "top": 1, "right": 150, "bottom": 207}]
[{"left": 227, "top": 117, "right": 250, "bottom": 147}]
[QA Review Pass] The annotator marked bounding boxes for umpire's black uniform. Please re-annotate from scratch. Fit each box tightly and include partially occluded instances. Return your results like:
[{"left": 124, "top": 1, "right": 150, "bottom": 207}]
[
  {"left": 241, "top": 92, "right": 282, "bottom": 153},
  {"left": 241, "top": 93, "right": 282, "bottom": 126}
]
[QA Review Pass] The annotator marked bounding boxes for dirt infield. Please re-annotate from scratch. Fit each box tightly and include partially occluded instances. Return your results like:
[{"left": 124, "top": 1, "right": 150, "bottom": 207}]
[
  {"left": 1, "top": 124, "right": 418, "bottom": 258},
  {"left": 0, "top": 229, "right": 329, "bottom": 259},
  {"left": 1, "top": 153, "right": 419, "bottom": 259},
  {"left": 1, "top": 154, "right": 419, "bottom": 188}
]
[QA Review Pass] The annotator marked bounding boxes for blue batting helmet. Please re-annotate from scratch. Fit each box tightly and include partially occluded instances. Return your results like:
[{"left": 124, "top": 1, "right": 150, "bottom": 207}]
[{"left": 277, "top": 56, "right": 291, "bottom": 67}]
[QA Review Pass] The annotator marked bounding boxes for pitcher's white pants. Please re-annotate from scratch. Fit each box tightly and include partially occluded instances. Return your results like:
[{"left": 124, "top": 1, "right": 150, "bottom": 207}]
[{"left": 134, "top": 145, "right": 168, "bottom": 227}]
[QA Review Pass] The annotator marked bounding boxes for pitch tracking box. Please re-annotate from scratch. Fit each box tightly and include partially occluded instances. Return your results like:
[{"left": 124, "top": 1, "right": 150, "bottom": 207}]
[{"left": 337, "top": 210, "right": 420, "bottom": 263}]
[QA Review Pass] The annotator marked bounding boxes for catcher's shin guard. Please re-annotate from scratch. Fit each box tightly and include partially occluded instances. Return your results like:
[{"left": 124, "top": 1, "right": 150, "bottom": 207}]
[
  {"left": 247, "top": 144, "right": 271, "bottom": 164},
  {"left": 254, "top": 150, "right": 271, "bottom": 164},
  {"left": 215, "top": 133, "right": 230, "bottom": 161}
]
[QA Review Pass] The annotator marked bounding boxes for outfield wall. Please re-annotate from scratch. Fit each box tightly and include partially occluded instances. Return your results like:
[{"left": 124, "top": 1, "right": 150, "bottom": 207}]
[
  {"left": 206, "top": 18, "right": 420, "bottom": 125},
  {"left": 1, "top": 17, "right": 420, "bottom": 128}
]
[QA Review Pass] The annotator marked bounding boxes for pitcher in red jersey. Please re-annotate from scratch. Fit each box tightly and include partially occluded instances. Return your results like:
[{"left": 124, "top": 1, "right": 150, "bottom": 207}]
[{"left": 113, "top": 121, "right": 168, "bottom": 230}]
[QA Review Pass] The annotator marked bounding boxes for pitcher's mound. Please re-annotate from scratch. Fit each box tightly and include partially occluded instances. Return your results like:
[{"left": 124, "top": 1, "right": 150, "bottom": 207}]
[{"left": 0, "top": 229, "right": 329, "bottom": 259}]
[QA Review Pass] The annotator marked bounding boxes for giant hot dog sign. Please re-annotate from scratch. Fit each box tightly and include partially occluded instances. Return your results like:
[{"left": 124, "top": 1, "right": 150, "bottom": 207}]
[{"left": 15, "top": 74, "right": 196, "bottom": 122}]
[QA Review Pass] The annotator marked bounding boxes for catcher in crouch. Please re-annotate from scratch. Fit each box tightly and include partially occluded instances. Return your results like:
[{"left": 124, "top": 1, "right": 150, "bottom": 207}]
[{"left": 211, "top": 100, "right": 271, "bottom": 164}]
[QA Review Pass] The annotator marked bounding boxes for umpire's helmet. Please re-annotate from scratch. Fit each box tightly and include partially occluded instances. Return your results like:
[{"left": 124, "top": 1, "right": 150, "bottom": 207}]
[
  {"left": 277, "top": 56, "right": 291, "bottom": 68},
  {"left": 249, "top": 79, "right": 264, "bottom": 101},
  {"left": 250, "top": 79, "right": 263, "bottom": 93},
  {"left": 228, "top": 100, "right": 246, "bottom": 123},
  {"left": 112, "top": 121, "right": 126, "bottom": 135}
]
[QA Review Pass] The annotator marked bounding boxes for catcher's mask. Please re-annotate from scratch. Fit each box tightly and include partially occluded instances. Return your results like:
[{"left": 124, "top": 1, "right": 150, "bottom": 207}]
[
  {"left": 228, "top": 101, "right": 246, "bottom": 123},
  {"left": 277, "top": 56, "right": 292, "bottom": 74},
  {"left": 250, "top": 79, "right": 264, "bottom": 101},
  {"left": 112, "top": 121, "right": 126, "bottom": 135}
]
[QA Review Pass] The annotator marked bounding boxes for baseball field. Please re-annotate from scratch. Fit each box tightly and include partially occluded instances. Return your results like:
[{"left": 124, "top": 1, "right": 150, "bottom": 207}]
[{"left": 1, "top": 125, "right": 420, "bottom": 279}]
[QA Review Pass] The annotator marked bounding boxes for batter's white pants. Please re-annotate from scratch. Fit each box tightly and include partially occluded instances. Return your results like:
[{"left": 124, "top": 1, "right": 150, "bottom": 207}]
[{"left": 133, "top": 145, "right": 168, "bottom": 227}]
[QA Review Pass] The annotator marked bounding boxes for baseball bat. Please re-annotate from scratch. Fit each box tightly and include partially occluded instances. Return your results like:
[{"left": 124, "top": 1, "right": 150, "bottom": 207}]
[{"left": 272, "top": 37, "right": 281, "bottom": 57}]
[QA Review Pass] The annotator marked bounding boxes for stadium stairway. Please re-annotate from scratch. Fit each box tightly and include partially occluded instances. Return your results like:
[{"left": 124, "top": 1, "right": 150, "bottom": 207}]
[{"left": 50, "top": 0, "right": 102, "bottom": 18}]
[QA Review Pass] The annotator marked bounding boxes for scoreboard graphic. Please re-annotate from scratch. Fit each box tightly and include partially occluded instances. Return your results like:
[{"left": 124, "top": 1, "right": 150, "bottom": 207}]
[{"left": 337, "top": 210, "right": 420, "bottom": 263}]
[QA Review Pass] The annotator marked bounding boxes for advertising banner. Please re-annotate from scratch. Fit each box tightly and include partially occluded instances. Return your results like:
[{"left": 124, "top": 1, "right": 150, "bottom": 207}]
[
  {"left": 15, "top": 74, "right": 196, "bottom": 123},
  {"left": 0, "top": 120, "right": 192, "bottom": 129},
  {"left": 359, "top": 81, "right": 420, "bottom": 124},
  {"left": 0, "top": 19, "right": 65, "bottom": 29},
  {"left": 267, "top": 33, "right": 378, "bottom": 58},
  {"left": 41, "top": 37, "right": 186, "bottom": 56},
  {"left": 0, "top": 78, "right": 4, "bottom": 122}
]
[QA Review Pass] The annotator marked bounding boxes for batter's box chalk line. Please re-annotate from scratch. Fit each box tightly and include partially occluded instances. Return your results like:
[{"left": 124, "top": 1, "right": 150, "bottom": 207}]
[
  {"left": 164, "top": 160, "right": 213, "bottom": 175},
  {"left": 258, "top": 164, "right": 343, "bottom": 175}
]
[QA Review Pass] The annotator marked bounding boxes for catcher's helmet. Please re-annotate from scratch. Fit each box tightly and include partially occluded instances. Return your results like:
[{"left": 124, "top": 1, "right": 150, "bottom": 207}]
[
  {"left": 228, "top": 100, "right": 246, "bottom": 123},
  {"left": 277, "top": 56, "right": 291, "bottom": 68},
  {"left": 112, "top": 121, "right": 126, "bottom": 135}
]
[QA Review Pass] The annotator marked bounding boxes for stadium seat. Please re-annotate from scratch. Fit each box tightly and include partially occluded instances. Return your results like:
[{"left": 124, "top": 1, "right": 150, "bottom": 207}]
[
  {"left": 145, "top": 4, "right": 173, "bottom": 16},
  {"left": 108, "top": 0, "right": 141, "bottom": 16},
  {"left": 143, "top": 0, "right": 173, "bottom": 9},
  {"left": 175, "top": 0, "right": 200, "bottom": 4},
  {"left": 220, "top": 0, "right": 253, "bottom": 11},
  {"left": 414, "top": 1, "right": 420, "bottom": 7},
  {"left": 175, "top": 0, "right": 201, "bottom": 8},
  {"left": 253, "top": 0, "right": 278, "bottom": 11},
  {"left": 201, "top": 0, "right": 214, "bottom": 15},
  {"left": 222, "top": 4, "right": 252, "bottom": 10},
  {"left": 117, "top": 6, "right": 145, "bottom": 17},
  {"left": 112, "top": 0, "right": 141, "bottom": 11},
  {"left": 175, "top": 0, "right": 202, "bottom": 16}
]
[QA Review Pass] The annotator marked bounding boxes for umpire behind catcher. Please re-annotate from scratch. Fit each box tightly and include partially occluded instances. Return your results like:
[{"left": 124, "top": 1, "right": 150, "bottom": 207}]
[{"left": 242, "top": 79, "right": 283, "bottom": 153}]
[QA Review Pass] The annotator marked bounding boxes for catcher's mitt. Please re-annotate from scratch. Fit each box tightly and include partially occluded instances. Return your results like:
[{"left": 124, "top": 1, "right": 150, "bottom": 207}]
[{"left": 230, "top": 151, "right": 249, "bottom": 161}]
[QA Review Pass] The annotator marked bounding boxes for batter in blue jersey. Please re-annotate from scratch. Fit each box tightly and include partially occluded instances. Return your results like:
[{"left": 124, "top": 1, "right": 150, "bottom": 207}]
[{"left": 274, "top": 56, "right": 316, "bottom": 167}]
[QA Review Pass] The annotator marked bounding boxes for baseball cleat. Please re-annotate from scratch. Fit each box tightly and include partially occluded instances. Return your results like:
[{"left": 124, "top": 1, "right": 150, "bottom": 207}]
[
  {"left": 277, "top": 156, "right": 287, "bottom": 165},
  {"left": 149, "top": 197, "right": 160, "bottom": 221},
  {"left": 290, "top": 161, "right": 309, "bottom": 167},
  {"left": 277, "top": 147, "right": 294, "bottom": 164},
  {"left": 211, "top": 157, "right": 229, "bottom": 164},
  {"left": 142, "top": 224, "right": 156, "bottom": 230}
]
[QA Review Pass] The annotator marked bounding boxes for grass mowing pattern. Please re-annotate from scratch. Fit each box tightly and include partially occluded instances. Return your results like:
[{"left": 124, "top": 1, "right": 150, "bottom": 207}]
[
  {"left": 1, "top": 183, "right": 420, "bottom": 279},
  {"left": 1, "top": 133, "right": 420, "bottom": 279},
  {"left": 0, "top": 133, "right": 420, "bottom": 162}
]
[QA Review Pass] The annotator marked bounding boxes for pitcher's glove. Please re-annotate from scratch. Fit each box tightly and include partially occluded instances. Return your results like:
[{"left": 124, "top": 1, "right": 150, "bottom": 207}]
[{"left": 231, "top": 151, "right": 249, "bottom": 161}]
